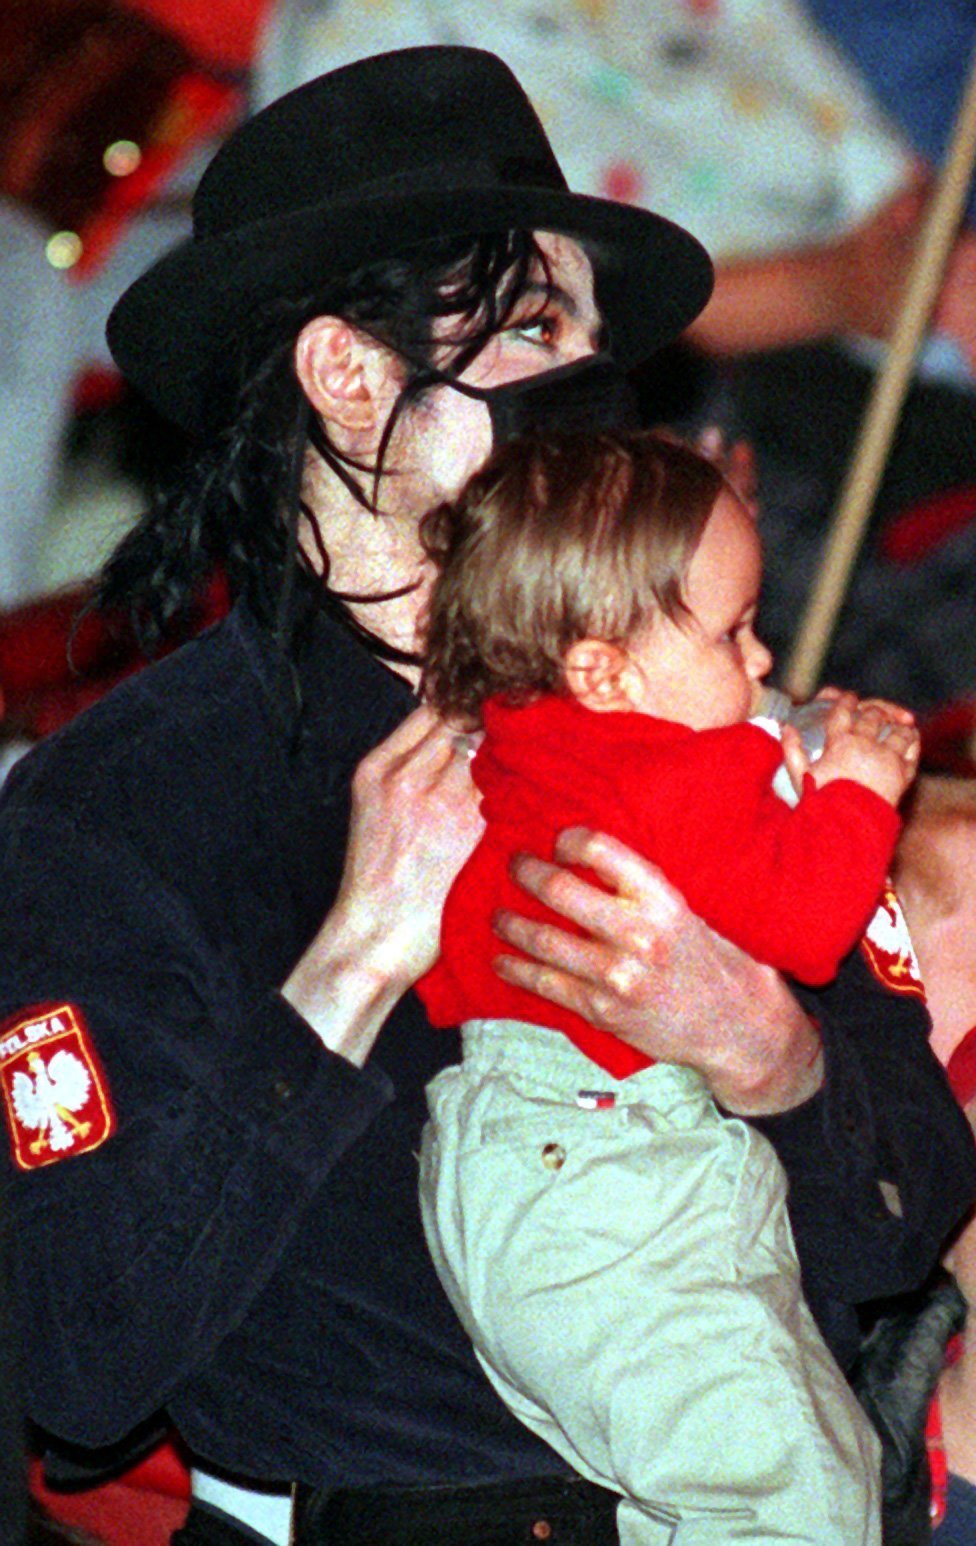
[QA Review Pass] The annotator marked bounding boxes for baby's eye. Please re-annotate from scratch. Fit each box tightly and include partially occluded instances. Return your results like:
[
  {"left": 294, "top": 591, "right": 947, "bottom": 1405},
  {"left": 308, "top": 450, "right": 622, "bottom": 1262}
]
[{"left": 720, "top": 622, "right": 748, "bottom": 647}]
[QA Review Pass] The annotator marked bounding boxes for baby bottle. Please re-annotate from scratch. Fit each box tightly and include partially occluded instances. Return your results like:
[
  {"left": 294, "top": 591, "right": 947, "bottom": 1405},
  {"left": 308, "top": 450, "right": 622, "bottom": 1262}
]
[{"left": 755, "top": 686, "right": 832, "bottom": 763}]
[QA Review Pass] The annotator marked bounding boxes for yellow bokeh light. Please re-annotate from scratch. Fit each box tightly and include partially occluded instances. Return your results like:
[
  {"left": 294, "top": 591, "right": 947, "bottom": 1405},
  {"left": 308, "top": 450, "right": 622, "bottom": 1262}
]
[
  {"left": 103, "top": 139, "right": 142, "bottom": 177},
  {"left": 45, "top": 232, "right": 83, "bottom": 270}
]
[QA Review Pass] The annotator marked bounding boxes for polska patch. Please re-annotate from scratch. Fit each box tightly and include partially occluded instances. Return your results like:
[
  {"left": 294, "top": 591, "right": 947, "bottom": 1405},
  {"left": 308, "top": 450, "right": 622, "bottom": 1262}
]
[
  {"left": 860, "top": 883, "right": 926, "bottom": 1002},
  {"left": 0, "top": 1003, "right": 115, "bottom": 1170}
]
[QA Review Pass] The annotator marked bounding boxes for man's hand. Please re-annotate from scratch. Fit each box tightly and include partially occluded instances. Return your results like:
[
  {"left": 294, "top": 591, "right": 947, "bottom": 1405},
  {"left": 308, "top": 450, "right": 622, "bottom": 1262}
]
[
  {"left": 492, "top": 827, "right": 823, "bottom": 1115},
  {"left": 284, "top": 706, "right": 483, "bottom": 1063},
  {"left": 335, "top": 706, "right": 483, "bottom": 984}
]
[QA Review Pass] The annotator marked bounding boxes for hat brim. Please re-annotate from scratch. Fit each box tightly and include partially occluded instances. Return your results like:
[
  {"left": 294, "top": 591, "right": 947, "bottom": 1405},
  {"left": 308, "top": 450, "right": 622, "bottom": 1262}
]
[{"left": 108, "top": 183, "right": 713, "bottom": 434}]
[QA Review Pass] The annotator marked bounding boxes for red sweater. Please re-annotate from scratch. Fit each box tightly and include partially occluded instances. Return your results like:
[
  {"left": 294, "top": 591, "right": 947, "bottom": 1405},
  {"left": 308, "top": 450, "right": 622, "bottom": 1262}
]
[{"left": 418, "top": 695, "right": 901, "bottom": 1078}]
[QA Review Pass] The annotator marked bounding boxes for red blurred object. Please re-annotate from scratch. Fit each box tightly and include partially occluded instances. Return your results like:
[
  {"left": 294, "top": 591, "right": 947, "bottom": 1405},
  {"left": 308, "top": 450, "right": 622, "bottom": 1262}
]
[
  {"left": 0, "top": 0, "right": 244, "bottom": 280},
  {"left": 920, "top": 696, "right": 976, "bottom": 779},
  {"left": 126, "top": 0, "right": 272, "bottom": 72},
  {"left": 68, "top": 69, "right": 241, "bottom": 281},
  {"left": 947, "top": 1024, "right": 976, "bottom": 1108},
  {"left": 29, "top": 1437, "right": 190, "bottom": 1546},
  {"left": 881, "top": 483, "right": 976, "bottom": 566},
  {"left": 71, "top": 364, "right": 128, "bottom": 418},
  {"left": 0, "top": 572, "right": 229, "bottom": 742}
]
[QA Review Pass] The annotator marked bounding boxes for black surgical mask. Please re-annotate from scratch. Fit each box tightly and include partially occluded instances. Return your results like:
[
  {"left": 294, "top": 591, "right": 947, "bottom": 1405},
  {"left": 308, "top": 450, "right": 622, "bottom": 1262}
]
[{"left": 444, "top": 352, "right": 641, "bottom": 445}]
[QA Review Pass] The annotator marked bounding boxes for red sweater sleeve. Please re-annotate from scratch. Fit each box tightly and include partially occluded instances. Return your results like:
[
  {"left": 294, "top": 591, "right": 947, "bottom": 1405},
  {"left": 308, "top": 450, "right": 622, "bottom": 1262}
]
[
  {"left": 417, "top": 708, "right": 903, "bottom": 1075},
  {"left": 630, "top": 723, "right": 901, "bottom": 986}
]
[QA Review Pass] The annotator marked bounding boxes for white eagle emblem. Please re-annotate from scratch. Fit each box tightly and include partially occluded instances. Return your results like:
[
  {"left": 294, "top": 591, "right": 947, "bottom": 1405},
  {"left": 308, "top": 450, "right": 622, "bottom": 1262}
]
[
  {"left": 11, "top": 1049, "right": 92, "bottom": 1156},
  {"left": 861, "top": 883, "right": 925, "bottom": 998}
]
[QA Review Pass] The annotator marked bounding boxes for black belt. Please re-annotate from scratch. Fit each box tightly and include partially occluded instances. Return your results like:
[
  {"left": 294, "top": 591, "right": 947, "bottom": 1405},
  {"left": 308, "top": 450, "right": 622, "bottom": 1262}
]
[{"left": 295, "top": 1474, "right": 621, "bottom": 1545}]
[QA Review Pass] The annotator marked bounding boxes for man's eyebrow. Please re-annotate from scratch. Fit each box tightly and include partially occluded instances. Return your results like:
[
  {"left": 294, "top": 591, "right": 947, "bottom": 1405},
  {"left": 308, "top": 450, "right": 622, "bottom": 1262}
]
[
  {"left": 525, "top": 281, "right": 581, "bottom": 316},
  {"left": 522, "top": 279, "right": 575, "bottom": 313}
]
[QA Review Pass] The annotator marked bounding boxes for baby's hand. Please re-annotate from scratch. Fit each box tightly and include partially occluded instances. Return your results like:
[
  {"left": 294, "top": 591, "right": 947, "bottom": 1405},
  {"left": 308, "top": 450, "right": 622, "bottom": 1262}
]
[{"left": 785, "top": 691, "right": 920, "bottom": 807}]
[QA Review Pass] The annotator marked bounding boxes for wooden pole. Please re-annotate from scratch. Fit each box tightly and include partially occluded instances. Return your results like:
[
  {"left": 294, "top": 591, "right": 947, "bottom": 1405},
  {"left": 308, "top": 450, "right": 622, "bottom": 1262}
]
[{"left": 785, "top": 41, "right": 976, "bottom": 700}]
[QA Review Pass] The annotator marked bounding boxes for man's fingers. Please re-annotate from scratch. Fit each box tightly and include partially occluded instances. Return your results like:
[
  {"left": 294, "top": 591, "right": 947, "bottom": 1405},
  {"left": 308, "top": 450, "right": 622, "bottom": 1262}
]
[
  {"left": 501, "top": 852, "right": 633, "bottom": 946},
  {"left": 363, "top": 706, "right": 475, "bottom": 787},
  {"left": 391, "top": 718, "right": 466, "bottom": 777},
  {"left": 492, "top": 950, "right": 615, "bottom": 1026},
  {"left": 495, "top": 832, "right": 691, "bottom": 1019},
  {"left": 378, "top": 702, "right": 442, "bottom": 754},
  {"left": 493, "top": 906, "right": 613, "bottom": 985},
  {"left": 550, "top": 829, "right": 687, "bottom": 930},
  {"left": 354, "top": 705, "right": 438, "bottom": 780}
]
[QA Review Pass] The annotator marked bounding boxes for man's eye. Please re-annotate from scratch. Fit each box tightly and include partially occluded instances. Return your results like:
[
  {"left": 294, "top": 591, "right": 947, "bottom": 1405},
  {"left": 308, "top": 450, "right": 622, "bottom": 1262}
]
[{"left": 509, "top": 314, "right": 557, "bottom": 344}]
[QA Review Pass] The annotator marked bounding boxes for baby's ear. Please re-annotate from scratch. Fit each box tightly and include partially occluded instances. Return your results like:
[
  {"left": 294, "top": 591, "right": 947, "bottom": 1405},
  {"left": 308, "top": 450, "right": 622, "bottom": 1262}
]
[{"left": 563, "top": 639, "right": 637, "bottom": 713}]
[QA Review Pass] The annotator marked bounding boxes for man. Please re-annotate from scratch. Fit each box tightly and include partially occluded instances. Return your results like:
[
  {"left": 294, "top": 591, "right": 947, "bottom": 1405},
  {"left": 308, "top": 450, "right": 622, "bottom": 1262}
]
[
  {"left": 255, "top": 0, "right": 976, "bottom": 712},
  {"left": 1, "top": 48, "right": 973, "bottom": 1546}
]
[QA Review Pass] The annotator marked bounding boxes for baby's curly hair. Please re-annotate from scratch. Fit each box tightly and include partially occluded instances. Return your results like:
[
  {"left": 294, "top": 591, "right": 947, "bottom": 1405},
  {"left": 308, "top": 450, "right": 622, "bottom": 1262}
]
[{"left": 421, "top": 429, "right": 726, "bottom": 726}]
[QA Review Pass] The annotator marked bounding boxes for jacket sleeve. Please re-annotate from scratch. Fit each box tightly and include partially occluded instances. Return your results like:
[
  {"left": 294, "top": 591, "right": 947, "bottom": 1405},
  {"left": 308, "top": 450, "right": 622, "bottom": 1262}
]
[
  {"left": 0, "top": 805, "right": 393, "bottom": 1447},
  {"left": 748, "top": 963, "right": 976, "bottom": 1363},
  {"left": 634, "top": 725, "right": 901, "bottom": 985}
]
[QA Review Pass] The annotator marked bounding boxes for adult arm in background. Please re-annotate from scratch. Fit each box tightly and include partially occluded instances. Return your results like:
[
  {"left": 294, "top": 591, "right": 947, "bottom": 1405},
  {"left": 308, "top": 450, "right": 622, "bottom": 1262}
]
[
  {"left": 685, "top": 175, "right": 929, "bottom": 358},
  {"left": 686, "top": 169, "right": 976, "bottom": 376},
  {"left": 894, "top": 776, "right": 976, "bottom": 1067},
  {"left": 679, "top": 0, "right": 976, "bottom": 368}
]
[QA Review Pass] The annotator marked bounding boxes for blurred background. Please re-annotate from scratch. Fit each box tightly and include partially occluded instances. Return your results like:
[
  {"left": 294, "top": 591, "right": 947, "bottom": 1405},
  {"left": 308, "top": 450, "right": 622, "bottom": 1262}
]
[
  {"left": 5, "top": 1, "right": 976, "bottom": 762},
  {"left": 4, "top": 5, "right": 976, "bottom": 1531}
]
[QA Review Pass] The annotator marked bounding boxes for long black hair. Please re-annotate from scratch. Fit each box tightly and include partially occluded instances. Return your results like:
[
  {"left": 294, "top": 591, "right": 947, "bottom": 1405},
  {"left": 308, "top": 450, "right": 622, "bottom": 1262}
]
[{"left": 96, "top": 230, "right": 549, "bottom": 668}]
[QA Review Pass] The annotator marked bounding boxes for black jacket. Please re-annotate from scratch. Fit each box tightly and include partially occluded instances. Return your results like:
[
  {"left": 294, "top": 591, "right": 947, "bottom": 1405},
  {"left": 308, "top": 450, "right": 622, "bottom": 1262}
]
[{"left": 1, "top": 602, "right": 973, "bottom": 1484}]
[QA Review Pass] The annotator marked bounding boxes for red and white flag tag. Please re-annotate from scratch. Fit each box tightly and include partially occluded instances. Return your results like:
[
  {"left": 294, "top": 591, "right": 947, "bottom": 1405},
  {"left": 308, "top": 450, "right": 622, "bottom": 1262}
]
[{"left": 0, "top": 1003, "right": 116, "bottom": 1170}]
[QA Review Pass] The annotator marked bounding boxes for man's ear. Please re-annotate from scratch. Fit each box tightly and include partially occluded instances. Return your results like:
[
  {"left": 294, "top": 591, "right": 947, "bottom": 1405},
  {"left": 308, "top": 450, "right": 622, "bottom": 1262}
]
[
  {"left": 563, "top": 638, "right": 638, "bottom": 713},
  {"left": 293, "top": 317, "right": 396, "bottom": 439}
]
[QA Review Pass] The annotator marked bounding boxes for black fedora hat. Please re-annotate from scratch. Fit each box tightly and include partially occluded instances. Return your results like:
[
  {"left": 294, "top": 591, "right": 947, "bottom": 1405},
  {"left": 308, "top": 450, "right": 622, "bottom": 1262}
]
[{"left": 107, "top": 46, "right": 713, "bottom": 435}]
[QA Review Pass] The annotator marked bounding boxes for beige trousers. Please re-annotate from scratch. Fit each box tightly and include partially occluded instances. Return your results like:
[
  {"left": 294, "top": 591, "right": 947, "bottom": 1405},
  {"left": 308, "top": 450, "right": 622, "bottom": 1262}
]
[{"left": 420, "top": 1019, "right": 881, "bottom": 1546}]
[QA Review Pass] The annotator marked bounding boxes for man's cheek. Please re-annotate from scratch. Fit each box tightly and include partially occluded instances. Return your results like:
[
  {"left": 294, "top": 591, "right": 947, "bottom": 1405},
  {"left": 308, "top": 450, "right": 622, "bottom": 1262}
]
[{"left": 420, "top": 394, "right": 493, "bottom": 502}]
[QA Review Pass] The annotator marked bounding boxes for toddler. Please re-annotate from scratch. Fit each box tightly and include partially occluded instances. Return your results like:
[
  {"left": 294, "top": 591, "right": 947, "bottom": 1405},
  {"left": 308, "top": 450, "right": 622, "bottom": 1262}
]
[{"left": 416, "top": 430, "right": 922, "bottom": 1545}]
